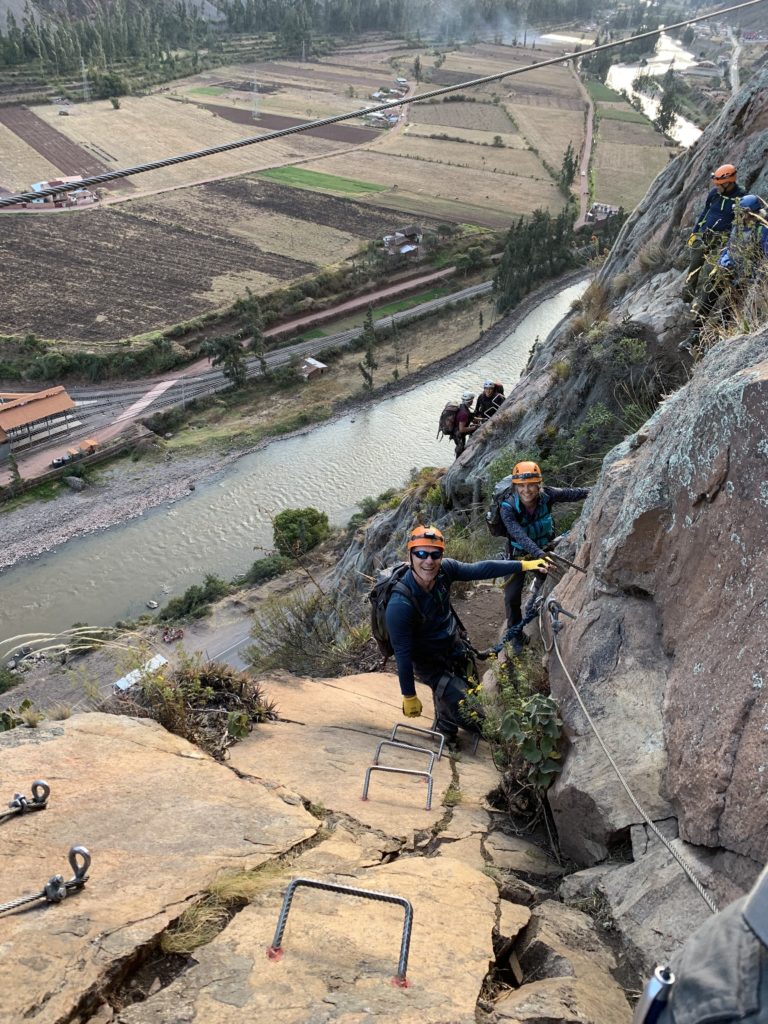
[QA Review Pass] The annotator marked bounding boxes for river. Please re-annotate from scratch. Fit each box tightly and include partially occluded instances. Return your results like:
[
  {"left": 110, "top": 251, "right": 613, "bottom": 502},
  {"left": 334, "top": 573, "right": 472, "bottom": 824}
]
[
  {"left": 0, "top": 282, "right": 586, "bottom": 641},
  {"left": 606, "top": 32, "right": 702, "bottom": 148}
]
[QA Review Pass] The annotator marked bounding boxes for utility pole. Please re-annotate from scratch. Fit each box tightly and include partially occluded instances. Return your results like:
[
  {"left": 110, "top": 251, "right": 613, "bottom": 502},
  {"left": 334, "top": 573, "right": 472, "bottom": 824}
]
[
  {"left": 252, "top": 75, "right": 259, "bottom": 120},
  {"left": 81, "top": 58, "right": 90, "bottom": 103}
]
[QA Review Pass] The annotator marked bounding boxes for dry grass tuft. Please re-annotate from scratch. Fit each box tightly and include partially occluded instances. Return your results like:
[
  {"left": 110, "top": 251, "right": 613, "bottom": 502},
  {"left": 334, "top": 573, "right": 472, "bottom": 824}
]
[
  {"left": 160, "top": 896, "right": 232, "bottom": 954},
  {"left": 569, "top": 280, "right": 611, "bottom": 335}
]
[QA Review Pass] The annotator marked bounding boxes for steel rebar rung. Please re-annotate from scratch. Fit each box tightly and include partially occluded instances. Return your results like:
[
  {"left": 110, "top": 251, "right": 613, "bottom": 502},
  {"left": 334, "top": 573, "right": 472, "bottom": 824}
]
[
  {"left": 373, "top": 739, "right": 436, "bottom": 775},
  {"left": 362, "top": 765, "right": 434, "bottom": 810},
  {"left": 266, "top": 877, "right": 413, "bottom": 986},
  {"left": 390, "top": 723, "right": 445, "bottom": 759}
]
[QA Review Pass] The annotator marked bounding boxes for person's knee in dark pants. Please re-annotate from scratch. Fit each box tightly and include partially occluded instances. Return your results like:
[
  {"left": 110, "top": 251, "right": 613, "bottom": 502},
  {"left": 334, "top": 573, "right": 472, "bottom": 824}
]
[
  {"left": 504, "top": 572, "right": 525, "bottom": 629},
  {"left": 432, "top": 672, "right": 477, "bottom": 740}
]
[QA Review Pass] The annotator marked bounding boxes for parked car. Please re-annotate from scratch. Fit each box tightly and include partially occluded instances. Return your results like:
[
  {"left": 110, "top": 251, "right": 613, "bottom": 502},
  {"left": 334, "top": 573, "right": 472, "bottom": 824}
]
[{"left": 51, "top": 453, "right": 72, "bottom": 467}]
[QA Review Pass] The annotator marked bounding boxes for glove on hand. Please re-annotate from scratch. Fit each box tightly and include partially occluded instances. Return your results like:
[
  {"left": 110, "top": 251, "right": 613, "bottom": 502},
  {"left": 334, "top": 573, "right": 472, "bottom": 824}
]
[
  {"left": 521, "top": 558, "right": 550, "bottom": 572},
  {"left": 402, "top": 695, "right": 423, "bottom": 718},
  {"left": 687, "top": 232, "right": 699, "bottom": 247}
]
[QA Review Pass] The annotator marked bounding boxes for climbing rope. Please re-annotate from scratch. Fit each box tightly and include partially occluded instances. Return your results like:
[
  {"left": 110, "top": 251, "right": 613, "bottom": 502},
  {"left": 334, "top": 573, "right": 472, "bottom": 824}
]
[
  {"left": 0, "top": 780, "right": 50, "bottom": 824},
  {"left": 0, "top": 0, "right": 765, "bottom": 208},
  {"left": 0, "top": 846, "right": 91, "bottom": 916},
  {"left": 546, "top": 601, "right": 718, "bottom": 915}
]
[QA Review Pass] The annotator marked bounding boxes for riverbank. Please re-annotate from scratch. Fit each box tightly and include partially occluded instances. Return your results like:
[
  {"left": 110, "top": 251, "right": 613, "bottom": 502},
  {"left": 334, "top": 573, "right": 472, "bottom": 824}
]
[{"left": 0, "top": 269, "right": 590, "bottom": 575}]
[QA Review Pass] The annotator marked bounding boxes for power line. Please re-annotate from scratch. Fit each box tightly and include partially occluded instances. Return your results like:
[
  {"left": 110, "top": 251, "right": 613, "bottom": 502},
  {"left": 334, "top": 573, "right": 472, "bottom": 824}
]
[{"left": 0, "top": 0, "right": 765, "bottom": 209}]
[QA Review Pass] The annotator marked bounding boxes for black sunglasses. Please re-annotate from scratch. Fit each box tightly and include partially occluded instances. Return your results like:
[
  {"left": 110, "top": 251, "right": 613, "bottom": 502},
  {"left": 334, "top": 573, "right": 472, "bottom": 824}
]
[{"left": 412, "top": 549, "right": 443, "bottom": 561}]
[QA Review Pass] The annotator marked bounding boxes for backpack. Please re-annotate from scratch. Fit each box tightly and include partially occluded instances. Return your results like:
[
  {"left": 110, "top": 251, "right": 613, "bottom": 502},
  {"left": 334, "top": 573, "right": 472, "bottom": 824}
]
[
  {"left": 368, "top": 563, "right": 424, "bottom": 660},
  {"left": 485, "top": 474, "right": 513, "bottom": 536},
  {"left": 368, "top": 563, "right": 470, "bottom": 663},
  {"left": 437, "top": 402, "right": 460, "bottom": 440}
]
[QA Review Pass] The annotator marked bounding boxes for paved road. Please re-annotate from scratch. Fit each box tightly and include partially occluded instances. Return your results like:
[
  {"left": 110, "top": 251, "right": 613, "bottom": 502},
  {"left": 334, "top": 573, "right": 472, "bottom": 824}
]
[{"left": 570, "top": 64, "right": 594, "bottom": 229}]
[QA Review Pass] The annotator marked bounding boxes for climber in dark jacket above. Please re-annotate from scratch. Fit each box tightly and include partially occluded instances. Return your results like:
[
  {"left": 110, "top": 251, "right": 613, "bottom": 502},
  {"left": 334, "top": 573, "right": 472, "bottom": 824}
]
[
  {"left": 682, "top": 162, "right": 745, "bottom": 303},
  {"left": 500, "top": 461, "right": 589, "bottom": 633},
  {"left": 385, "top": 525, "right": 548, "bottom": 745}
]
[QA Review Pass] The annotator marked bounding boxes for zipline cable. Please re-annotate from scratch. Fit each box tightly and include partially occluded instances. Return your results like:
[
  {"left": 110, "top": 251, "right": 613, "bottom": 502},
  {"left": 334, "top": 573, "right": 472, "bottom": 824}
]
[
  {"left": 0, "top": 0, "right": 765, "bottom": 209},
  {"left": 548, "top": 612, "right": 718, "bottom": 915}
]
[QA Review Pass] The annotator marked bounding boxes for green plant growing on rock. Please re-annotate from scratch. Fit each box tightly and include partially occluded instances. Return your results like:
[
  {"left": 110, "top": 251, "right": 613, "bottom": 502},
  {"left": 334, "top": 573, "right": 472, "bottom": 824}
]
[
  {"left": 107, "top": 655, "right": 277, "bottom": 759},
  {"left": 500, "top": 692, "right": 563, "bottom": 792},
  {"left": 1, "top": 699, "right": 33, "bottom": 732}
]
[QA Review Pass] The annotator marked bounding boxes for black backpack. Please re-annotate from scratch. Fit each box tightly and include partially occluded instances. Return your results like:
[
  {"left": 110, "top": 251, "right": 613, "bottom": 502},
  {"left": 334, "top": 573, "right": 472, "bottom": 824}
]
[
  {"left": 485, "top": 474, "right": 513, "bottom": 537},
  {"left": 368, "top": 562, "right": 471, "bottom": 665},
  {"left": 369, "top": 563, "right": 424, "bottom": 660}
]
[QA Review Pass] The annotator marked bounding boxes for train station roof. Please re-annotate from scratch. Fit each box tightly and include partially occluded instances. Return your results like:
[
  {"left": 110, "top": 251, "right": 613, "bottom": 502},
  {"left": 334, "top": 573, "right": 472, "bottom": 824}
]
[{"left": 0, "top": 386, "right": 75, "bottom": 432}]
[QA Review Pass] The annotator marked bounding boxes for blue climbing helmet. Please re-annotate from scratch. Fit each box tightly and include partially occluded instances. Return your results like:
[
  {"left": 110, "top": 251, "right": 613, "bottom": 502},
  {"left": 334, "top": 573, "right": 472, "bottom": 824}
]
[{"left": 739, "top": 194, "right": 763, "bottom": 213}]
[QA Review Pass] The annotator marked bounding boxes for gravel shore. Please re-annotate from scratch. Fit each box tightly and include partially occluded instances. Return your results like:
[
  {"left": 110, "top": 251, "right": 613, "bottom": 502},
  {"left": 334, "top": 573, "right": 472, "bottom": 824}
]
[{"left": 0, "top": 450, "right": 230, "bottom": 572}]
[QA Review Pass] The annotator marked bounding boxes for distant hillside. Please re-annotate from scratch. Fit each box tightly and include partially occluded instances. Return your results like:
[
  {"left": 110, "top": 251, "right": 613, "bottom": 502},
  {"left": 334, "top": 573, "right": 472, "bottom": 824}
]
[{"left": 0, "top": 0, "right": 224, "bottom": 30}]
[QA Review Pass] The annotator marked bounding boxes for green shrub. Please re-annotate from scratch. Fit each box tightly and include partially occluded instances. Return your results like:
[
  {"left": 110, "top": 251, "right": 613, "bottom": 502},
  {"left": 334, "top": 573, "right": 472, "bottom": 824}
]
[
  {"left": 0, "top": 665, "right": 19, "bottom": 695},
  {"left": 158, "top": 574, "right": 230, "bottom": 621},
  {"left": 614, "top": 335, "right": 647, "bottom": 367},
  {"left": 272, "top": 508, "right": 330, "bottom": 558},
  {"left": 108, "top": 654, "right": 277, "bottom": 759},
  {"left": 246, "top": 591, "right": 370, "bottom": 677},
  {"left": 244, "top": 554, "right": 292, "bottom": 585},
  {"left": 478, "top": 650, "right": 563, "bottom": 794}
]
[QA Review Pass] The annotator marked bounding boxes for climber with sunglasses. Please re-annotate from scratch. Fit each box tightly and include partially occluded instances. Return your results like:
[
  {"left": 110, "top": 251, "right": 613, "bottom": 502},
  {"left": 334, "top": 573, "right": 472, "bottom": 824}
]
[{"left": 384, "top": 525, "right": 549, "bottom": 748}]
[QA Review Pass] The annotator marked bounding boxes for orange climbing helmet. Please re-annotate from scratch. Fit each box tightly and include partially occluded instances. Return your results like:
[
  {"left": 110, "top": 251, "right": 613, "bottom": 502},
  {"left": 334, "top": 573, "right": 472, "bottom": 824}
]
[
  {"left": 407, "top": 525, "right": 445, "bottom": 551},
  {"left": 510, "top": 461, "right": 543, "bottom": 484},
  {"left": 711, "top": 163, "right": 737, "bottom": 185}
]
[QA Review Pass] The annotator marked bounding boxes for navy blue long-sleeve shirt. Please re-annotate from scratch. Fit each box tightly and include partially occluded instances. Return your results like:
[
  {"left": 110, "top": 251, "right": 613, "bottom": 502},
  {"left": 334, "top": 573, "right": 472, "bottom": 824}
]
[
  {"left": 694, "top": 185, "right": 745, "bottom": 236},
  {"left": 385, "top": 557, "right": 522, "bottom": 697},
  {"left": 500, "top": 486, "right": 589, "bottom": 558}
]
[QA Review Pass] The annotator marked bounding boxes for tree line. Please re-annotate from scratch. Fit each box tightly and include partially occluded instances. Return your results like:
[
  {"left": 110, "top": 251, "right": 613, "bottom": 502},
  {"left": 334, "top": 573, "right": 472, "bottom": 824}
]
[
  {"left": 0, "top": 0, "right": 603, "bottom": 75},
  {"left": 494, "top": 208, "right": 578, "bottom": 313}
]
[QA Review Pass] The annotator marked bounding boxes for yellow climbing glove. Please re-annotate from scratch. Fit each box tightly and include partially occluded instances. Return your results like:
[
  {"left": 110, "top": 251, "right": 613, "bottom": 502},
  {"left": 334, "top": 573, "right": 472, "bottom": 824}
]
[
  {"left": 520, "top": 558, "right": 550, "bottom": 572},
  {"left": 687, "top": 232, "right": 699, "bottom": 247},
  {"left": 402, "top": 695, "right": 423, "bottom": 718}
]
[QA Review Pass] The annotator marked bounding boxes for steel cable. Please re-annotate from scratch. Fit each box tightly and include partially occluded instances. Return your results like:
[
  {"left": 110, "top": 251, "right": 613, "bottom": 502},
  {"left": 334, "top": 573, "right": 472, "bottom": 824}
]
[
  {"left": 550, "top": 629, "right": 718, "bottom": 914},
  {"left": 0, "top": 0, "right": 765, "bottom": 209}
]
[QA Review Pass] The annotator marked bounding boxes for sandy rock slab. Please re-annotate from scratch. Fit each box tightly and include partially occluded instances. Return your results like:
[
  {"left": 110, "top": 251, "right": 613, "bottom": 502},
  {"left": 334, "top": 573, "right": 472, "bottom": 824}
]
[
  {"left": 230, "top": 672, "right": 453, "bottom": 837},
  {"left": 118, "top": 854, "right": 498, "bottom": 1024},
  {"left": 0, "top": 714, "right": 318, "bottom": 1024},
  {"left": 492, "top": 900, "right": 631, "bottom": 1023}
]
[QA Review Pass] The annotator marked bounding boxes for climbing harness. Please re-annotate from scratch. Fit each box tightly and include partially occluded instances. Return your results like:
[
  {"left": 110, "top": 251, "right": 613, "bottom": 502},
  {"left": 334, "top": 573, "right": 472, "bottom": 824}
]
[
  {"left": 267, "top": 877, "right": 414, "bottom": 987},
  {"left": 546, "top": 600, "right": 718, "bottom": 915},
  {"left": 0, "top": 846, "right": 91, "bottom": 916},
  {"left": 0, "top": 780, "right": 50, "bottom": 824}
]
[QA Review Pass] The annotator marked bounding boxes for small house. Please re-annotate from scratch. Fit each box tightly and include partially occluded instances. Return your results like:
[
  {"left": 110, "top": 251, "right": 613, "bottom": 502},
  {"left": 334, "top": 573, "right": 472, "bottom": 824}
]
[
  {"left": 383, "top": 224, "right": 423, "bottom": 256},
  {"left": 300, "top": 357, "right": 328, "bottom": 380}
]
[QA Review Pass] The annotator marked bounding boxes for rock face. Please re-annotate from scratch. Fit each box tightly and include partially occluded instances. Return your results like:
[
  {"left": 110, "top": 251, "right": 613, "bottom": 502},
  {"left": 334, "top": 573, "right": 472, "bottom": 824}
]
[
  {"left": 492, "top": 900, "right": 631, "bottom": 1023},
  {"left": 546, "top": 327, "right": 768, "bottom": 878},
  {"left": 0, "top": 714, "right": 318, "bottom": 1024},
  {"left": 441, "top": 67, "right": 768, "bottom": 508}
]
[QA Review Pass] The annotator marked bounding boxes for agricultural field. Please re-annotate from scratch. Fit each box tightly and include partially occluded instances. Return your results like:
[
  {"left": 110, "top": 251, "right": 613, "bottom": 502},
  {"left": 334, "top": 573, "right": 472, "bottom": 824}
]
[
  {"left": 0, "top": 118, "right": 61, "bottom": 192},
  {"left": 29, "top": 93, "right": 344, "bottom": 195},
  {"left": 0, "top": 178, "right": 411, "bottom": 343},
  {"left": 0, "top": 35, "right": 679, "bottom": 348},
  {"left": 298, "top": 148, "right": 562, "bottom": 227},
  {"left": 593, "top": 117, "right": 678, "bottom": 209}
]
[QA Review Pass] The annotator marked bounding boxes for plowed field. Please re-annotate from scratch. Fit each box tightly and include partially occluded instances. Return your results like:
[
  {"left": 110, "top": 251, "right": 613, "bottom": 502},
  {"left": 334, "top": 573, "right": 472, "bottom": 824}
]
[
  {"left": 196, "top": 102, "right": 378, "bottom": 144},
  {"left": 0, "top": 179, "right": 411, "bottom": 343},
  {"left": 0, "top": 106, "right": 131, "bottom": 191}
]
